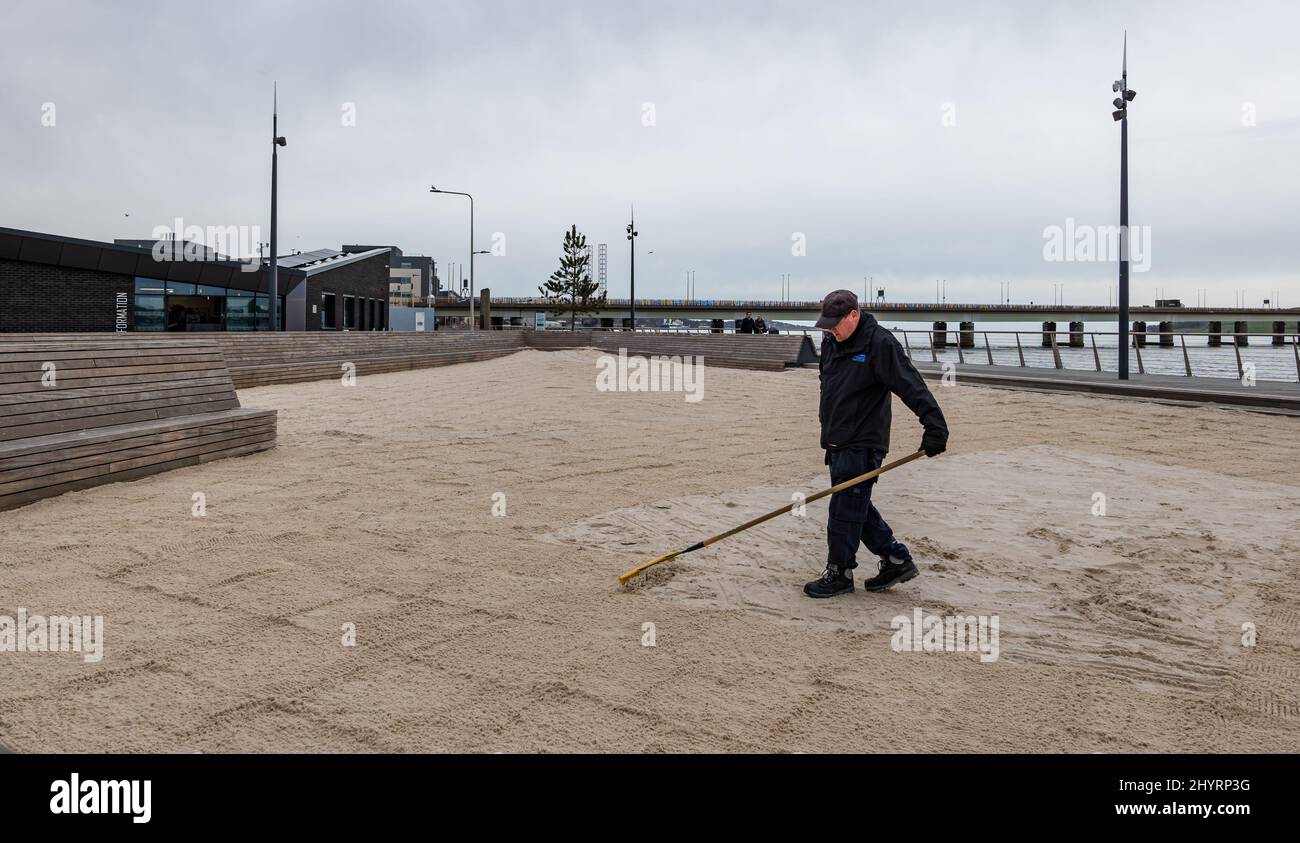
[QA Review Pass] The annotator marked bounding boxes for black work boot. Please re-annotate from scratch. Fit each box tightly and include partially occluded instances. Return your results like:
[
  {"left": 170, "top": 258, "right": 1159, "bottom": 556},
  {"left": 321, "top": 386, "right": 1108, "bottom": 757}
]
[
  {"left": 863, "top": 554, "right": 918, "bottom": 592},
  {"left": 804, "top": 563, "right": 854, "bottom": 598}
]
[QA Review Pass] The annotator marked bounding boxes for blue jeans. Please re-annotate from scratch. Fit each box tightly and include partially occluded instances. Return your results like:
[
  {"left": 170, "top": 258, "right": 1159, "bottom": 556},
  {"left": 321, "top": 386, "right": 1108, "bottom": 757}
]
[{"left": 825, "top": 447, "right": 908, "bottom": 570}]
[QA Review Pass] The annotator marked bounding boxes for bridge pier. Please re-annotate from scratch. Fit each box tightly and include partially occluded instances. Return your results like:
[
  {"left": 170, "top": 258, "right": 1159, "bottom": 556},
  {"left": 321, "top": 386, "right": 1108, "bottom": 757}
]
[
  {"left": 711, "top": 318, "right": 724, "bottom": 334},
  {"left": 600, "top": 317, "right": 614, "bottom": 329},
  {"left": 959, "top": 321, "right": 975, "bottom": 348},
  {"left": 1234, "top": 321, "right": 1249, "bottom": 346},
  {"left": 1068, "top": 321, "right": 1085, "bottom": 347},
  {"left": 1041, "top": 321, "right": 1056, "bottom": 348},
  {"left": 1208, "top": 321, "right": 1222, "bottom": 347},
  {"left": 1158, "top": 321, "right": 1174, "bottom": 347},
  {"left": 932, "top": 321, "right": 948, "bottom": 349},
  {"left": 622, "top": 317, "right": 633, "bottom": 331},
  {"left": 1273, "top": 320, "right": 1287, "bottom": 346},
  {"left": 1133, "top": 321, "right": 1147, "bottom": 347}
]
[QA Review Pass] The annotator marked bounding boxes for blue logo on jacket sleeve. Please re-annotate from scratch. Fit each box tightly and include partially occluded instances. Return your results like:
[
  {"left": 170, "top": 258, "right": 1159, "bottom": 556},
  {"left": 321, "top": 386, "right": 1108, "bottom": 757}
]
[{"left": 851, "top": 353, "right": 867, "bottom": 362}]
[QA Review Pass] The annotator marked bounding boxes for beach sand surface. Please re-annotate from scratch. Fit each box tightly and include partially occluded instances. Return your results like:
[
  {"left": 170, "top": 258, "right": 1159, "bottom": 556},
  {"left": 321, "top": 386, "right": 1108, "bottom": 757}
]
[{"left": 2, "top": 348, "right": 1297, "bottom": 752}]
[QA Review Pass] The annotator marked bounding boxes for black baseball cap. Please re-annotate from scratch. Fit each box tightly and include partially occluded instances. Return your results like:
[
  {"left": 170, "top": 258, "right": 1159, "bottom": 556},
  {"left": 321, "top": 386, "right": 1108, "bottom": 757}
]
[{"left": 815, "top": 289, "right": 860, "bottom": 329}]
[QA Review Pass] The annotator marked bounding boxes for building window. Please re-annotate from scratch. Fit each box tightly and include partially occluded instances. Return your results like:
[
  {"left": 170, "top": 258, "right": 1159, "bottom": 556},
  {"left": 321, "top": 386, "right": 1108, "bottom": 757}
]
[
  {"left": 134, "top": 277, "right": 167, "bottom": 295},
  {"left": 321, "top": 292, "right": 336, "bottom": 329},
  {"left": 133, "top": 295, "right": 166, "bottom": 331},
  {"left": 130, "top": 277, "right": 281, "bottom": 332},
  {"left": 225, "top": 292, "right": 259, "bottom": 332},
  {"left": 343, "top": 295, "right": 356, "bottom": 330},
  {"left": 133, "top": 277, "right": 223, "bottom": 331}
]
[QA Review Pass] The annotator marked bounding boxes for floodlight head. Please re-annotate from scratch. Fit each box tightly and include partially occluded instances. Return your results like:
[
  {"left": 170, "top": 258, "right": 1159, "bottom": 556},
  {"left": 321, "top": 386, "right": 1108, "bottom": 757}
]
[
  {"left": 1113, "top": 97, "right": 1126, "bottom": 110},
  {"left": 1112, "top": 110, "right": 1126, "bottom": 122},
  {"left": 429, "top": 186, "right": 440, "bottom": 192},
  {"left": 1113, "top": 81, "right": 1123, "bottom": 92},
  {"left": 1124, "top": 89, "right": 1137, "bottom": 101},
  {"left": 274, "top": 136, "right": 287, "bottom": 147}
]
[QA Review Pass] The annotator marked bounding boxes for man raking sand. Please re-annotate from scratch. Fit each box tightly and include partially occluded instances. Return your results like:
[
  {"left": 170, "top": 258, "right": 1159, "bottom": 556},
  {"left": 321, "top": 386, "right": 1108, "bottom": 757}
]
[
  {"left": 620, "top": 289, "right": 949, "bottom": 593},
  {"left": 805, "top": 289, "right": 948, "bottom": 596}
]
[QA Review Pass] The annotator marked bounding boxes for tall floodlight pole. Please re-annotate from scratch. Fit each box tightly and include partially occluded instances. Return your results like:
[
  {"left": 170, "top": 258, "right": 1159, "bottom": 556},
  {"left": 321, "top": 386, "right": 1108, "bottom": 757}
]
[
  {"left": 430, "top": 187, "right": 476, "bottom": 328},
  {"left": 626, "top": 208, "right": 638, "bottom": 330},
  {"left": 268, "top": 84, "right": 287, "bottom": 331},
  {"left": 1112, "top": 32, "right": 1137, "bottom": 379}
]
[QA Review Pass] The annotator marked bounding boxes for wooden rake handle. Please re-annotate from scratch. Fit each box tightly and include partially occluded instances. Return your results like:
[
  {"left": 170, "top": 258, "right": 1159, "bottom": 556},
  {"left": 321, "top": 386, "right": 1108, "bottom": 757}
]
[{"left": 618, "top": 449, "right": 926, "bottom": 585}]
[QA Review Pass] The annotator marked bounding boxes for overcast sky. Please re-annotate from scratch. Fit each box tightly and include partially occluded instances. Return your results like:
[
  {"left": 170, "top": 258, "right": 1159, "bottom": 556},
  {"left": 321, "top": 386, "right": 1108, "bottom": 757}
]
[{"left": 3, "top": 0, "right": 1298, "bottom": 306}]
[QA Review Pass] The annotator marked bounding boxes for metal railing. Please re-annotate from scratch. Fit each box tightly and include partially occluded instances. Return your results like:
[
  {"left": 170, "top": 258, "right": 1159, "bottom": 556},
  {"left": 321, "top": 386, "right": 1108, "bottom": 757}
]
[
  {"left": 425, "top": 323, "right": 1300, "bottom": 382},
  {"left": 888, "top": 329, "right": 1300, "bottom": 383}
]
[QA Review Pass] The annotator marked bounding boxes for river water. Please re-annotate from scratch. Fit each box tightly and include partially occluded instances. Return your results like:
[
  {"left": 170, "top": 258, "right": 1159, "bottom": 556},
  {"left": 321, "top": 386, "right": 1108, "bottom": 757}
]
[{"left": 781, "top": 321, "right": 1300, "bottom": 383}]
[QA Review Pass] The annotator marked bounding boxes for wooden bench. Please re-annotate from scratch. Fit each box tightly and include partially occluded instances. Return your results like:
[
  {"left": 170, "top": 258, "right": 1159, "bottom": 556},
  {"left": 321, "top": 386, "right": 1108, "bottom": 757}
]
[
  {"left": 211, "top": 332, "right": 527, "bottom": 388},
  {"left": 0, "top": 337, "right": 277, "bottom": 511}
]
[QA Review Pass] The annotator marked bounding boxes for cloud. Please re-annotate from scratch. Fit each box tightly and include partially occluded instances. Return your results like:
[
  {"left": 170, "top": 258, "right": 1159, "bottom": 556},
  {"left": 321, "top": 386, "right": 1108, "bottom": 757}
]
[{"left": 1, "top": 0, "right": 1297, "bottom": 306}]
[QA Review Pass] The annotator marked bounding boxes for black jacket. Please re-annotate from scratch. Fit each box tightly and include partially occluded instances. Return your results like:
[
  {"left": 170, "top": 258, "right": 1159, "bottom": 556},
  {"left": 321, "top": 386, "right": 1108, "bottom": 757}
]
[{"left": 818, "top": 313, "right": 948, "bottom": 451}]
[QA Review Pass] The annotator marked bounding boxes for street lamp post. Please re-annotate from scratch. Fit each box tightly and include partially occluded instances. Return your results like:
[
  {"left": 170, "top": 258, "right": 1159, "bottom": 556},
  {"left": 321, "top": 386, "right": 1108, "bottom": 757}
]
[
  {"left": 430, "top": 187, "right": 478, "bottom": 328},
  {"left": 268, "top": 84, "right": 286, "bottom": 331},
  {"left": 626, "top": 209, "right": 638, "bottom": 331},
  {"left": 1112, "top": 32, "right": 1137, "bottom": 379}
]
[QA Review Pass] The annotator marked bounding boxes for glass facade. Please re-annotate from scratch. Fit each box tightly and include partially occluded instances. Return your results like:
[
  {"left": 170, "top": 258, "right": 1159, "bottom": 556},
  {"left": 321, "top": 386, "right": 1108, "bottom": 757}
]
[
  {"left": 321, "top": 293, "right": 336, "bottom": 329},
  {"left": 132, "top": 277, "right": 281, "bottom": 332}
]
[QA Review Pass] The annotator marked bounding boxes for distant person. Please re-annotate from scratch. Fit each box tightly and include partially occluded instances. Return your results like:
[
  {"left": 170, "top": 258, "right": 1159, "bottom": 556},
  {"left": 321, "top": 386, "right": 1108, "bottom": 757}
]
[
  {"left": 753, "top": 314, "right": 767, "bottom": 335},
  {"left": 804, "top": 289, "right": 949, "bottom": 599},
  {"left": 738, "top": 310, "right": 755, "bottom": 334},
  {"left": 166, "top": 304, "right": 186, "bottom": 332}
]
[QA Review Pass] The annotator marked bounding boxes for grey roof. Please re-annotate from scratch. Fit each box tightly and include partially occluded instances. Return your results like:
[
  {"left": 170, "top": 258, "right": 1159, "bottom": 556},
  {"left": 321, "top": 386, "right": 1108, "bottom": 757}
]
[
  {"left": 276, "top": 247, "right": 389, "bottom": 276},
  {"left": 114, "top": 239, "right": 233, "bottom": 261},
  {"left": 0, "top": 226, "right": 265, "bottom": 288}
]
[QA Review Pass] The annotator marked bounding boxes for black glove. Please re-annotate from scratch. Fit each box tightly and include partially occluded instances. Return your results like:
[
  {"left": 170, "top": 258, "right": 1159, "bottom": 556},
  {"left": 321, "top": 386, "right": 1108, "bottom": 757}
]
[{"left": 921, "top": 428, "right": 947, "bottom": 458}]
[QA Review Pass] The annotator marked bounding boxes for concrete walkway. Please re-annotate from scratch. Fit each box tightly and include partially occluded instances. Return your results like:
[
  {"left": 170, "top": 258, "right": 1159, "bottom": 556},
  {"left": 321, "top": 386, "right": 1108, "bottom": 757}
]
[{"left": 913, "top": 362, "right": 1300, "bottom": 415}]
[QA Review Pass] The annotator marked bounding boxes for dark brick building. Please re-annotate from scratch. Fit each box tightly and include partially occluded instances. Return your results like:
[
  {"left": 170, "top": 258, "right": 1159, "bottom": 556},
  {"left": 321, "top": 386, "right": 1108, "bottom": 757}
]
[
  {"left": 343, "top": 245, "right": 439, "bottom": 299},
  {"left": 0, "top": 228, "right": 390, "bottom": 332}
]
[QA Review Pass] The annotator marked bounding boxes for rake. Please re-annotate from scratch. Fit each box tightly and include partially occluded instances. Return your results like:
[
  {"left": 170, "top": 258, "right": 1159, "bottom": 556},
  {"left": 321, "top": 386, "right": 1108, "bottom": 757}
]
[{"left": 619, "top": 449, "right": 926, "bottom": 585}]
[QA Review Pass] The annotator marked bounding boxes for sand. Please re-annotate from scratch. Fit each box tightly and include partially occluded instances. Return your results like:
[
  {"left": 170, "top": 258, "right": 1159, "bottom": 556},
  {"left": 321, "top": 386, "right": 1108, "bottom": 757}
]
[{"left": 1, "top": 347, "right": 1297, "bottom": 752}]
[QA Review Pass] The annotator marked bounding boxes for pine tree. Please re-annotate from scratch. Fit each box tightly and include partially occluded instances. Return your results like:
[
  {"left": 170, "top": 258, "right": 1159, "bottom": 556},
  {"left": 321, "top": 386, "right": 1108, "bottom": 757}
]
[{"left": 538, "top": 225, "right": 605, "bottom": 331}]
